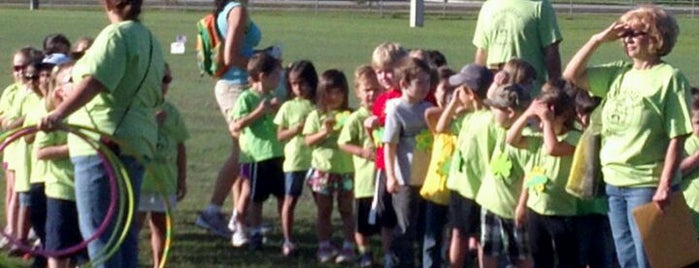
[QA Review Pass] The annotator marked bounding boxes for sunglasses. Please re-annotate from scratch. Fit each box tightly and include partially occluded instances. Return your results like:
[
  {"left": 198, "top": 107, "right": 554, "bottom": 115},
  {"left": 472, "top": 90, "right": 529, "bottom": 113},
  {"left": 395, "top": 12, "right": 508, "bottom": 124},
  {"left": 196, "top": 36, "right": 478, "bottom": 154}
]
[
  {"left": 24, "top": 73, "right": 38, "bottom": 81},
  {"left": 162, "top": 75, "right": 172, "bottom": 84},
  {"left": 12, "top": 65, "right": 25, "bottom": 72},
  {"left": 621, "top": 30, "right": 648, "bottom": 38}
]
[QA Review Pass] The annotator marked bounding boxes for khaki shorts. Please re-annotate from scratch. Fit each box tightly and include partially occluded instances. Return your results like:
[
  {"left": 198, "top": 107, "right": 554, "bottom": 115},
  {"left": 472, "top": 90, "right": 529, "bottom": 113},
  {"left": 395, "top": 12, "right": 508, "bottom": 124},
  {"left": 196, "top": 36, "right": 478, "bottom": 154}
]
[{"left": 214, "top": 80, "right": 248, "bottom": 123}]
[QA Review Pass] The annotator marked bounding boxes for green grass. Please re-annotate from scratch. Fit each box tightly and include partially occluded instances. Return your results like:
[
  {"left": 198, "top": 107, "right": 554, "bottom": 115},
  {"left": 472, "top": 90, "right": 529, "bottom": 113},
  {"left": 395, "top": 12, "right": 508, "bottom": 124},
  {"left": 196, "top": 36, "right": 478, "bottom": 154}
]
[{"left": 0, "top": 7, "right": 697, "bottom": 267}]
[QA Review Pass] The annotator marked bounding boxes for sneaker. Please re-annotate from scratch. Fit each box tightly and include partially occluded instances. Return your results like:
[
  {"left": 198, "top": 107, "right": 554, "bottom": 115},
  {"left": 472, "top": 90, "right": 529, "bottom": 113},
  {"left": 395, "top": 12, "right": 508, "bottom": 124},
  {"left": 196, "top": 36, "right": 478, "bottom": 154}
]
[
  {"left": 231, "top": 228, "right": 249, "bottom": 248},
  {"left": 227, "top": 210, "right": 238, "bottom": 233},
  {"left": 358, "top": 252, "right": 373, "bottom": 268},
  {"left": 383, "top": 254, "right": 396, "bottom": 268},
  {"left": 249, "top": 232, "right": 263, "bottom": 251},
  {"left": 317, "top": 245, "right": 338, "bottom": 263},
  {"left": 196, "top": 211, "right": 233, "bottom": 238},
  {"left": 335, "top": 247, "right": 356, "bottom": 264},
  {"left": 281, "top": 241, "right": 297, "bottom": 256},
  {"left": 0, "top": 236, "right": 11, "bottom": 251}
]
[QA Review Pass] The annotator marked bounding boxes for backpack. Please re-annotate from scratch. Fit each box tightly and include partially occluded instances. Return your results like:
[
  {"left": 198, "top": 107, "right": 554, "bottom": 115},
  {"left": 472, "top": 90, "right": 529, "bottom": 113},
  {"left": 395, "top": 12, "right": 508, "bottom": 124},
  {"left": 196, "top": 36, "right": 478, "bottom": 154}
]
[{"left": 196, "top": 14, "right": 227, "bottom": 78}]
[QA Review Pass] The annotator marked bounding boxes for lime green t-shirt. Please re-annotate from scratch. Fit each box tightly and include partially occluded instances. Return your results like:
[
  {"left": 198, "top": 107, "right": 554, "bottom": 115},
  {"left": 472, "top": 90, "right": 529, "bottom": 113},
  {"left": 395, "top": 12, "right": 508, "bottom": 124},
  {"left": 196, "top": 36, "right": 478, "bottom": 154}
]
[
  {"left": 3, "top": 85, "right": 28, "bottom": 171},
  {"left": 36, "top": 130, "right": 74, "bottom": 201},
  {"left": 0, "top": 82, "right": 21, "bottom": 119},
  {"left": 681, "top": 135, "right": 699, "bottom": 237},
  {"left": 303, "top": 109, "right": 353, "bottom": 174},
  {"left": 142, "top": 102, "right": 189, "bottom": 195},
  {"left": 230, "top": 89, "right": 283, "bottom": 163},
  {"left": 338, "top": 107, "right": 375, "bottom": 198},
  {"left": 587, "top": 61, "right": 692, "bottom": 188},
  {"left": 8, "top": 89, "right": 42, "bottom": 192},
  {"left": 25, "top": 101, "right": 47, "bottom": 184},
  {"left": 524, "top": 130, "right": 581, "bottom": 216},
  {"left": 446, "top": 110, "right": 499, "bottom": 199},
  {"left": 472, "top": 0, "right": 562, "bottom": 92},
  {"left": 476, "top": 128, "right": 533, "bottom": 219},
  {"left": 69, "top": 20, "right": 164, "bottom": 159},
  {"left": 273, "top": 97, "right": 314, "bottom": 172}
]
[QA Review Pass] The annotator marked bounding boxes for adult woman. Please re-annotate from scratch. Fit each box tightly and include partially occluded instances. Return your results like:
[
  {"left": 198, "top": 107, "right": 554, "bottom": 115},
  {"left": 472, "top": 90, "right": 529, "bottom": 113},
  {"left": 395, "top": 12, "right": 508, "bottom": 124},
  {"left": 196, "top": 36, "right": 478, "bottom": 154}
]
[
  {"left": 39, "top": 0, "right": 165, "bottom": 267},
  {"left": 195, "top": 0, "right": 261, "bottom": 238},
  {"left": 563, "top": 5, "right": 691, "bottom": 268}
]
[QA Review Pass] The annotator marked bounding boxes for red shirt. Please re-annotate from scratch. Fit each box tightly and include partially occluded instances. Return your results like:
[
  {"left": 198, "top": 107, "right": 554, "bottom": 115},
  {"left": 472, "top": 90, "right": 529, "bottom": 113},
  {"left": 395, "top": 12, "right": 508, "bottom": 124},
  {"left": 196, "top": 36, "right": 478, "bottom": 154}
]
[{"left": 371, "top": 88, "right": 402, "bottom": 170}]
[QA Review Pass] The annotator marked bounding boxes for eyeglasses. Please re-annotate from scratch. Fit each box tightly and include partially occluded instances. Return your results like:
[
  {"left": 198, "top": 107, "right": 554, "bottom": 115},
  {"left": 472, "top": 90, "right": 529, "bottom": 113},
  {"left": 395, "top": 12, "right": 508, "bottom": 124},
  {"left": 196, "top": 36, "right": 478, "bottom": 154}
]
[
  {"left": 12, "top": 65, "right": 25, "bottom": 72},
  {"left": 162, "top": 75, "right": 172, "bottom": 84},
  {"left": 622, "top": 30, "right": 648, "bottom": 38},
  {"left": 24, "top": 73, "right": 38, "bottom": 81}
]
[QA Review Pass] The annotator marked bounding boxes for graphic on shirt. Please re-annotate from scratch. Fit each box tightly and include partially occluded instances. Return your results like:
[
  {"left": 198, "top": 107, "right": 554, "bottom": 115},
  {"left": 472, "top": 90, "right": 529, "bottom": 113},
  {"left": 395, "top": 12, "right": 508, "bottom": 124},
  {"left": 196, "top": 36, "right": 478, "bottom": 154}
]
[
  {"left": 490, "top": 152, "right": 512, "bottom": 180},
  {"left": 525, "top": 166, "right": 548, "bottom": 194},
  {"left": 491, "top": 8, "right": 523, "bottom": 48},
  {"left": 604, "top": 89, "right": 643, "bottom": 135},
  {"left": 333, "top": 111, "right": 351, "bottom": 131}
]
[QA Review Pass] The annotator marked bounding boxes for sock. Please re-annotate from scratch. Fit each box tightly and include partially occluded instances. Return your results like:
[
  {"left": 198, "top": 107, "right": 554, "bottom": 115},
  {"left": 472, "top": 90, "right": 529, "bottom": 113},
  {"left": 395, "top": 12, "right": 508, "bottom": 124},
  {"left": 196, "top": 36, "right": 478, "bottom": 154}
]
[
  {"left": 357, "top": 245, "right": 368, "bottom": 254},
  {"left": 204, "top": 204, "right": 221, "bottom": 215}
]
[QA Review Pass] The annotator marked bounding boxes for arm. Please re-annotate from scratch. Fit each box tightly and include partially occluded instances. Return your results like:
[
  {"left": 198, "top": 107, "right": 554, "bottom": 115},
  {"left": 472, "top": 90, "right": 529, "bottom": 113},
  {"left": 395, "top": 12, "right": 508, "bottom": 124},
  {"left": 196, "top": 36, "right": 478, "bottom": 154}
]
[
  {"left": 223, "top": 7, "right": 249, "bottom": 70},
  {"left": 563, "top": 22, "right": 627, "bottom": 90},
  {"left": 680, "top": 149, "right": 699, "bottom": 174},
  {"left": 474, "top": 47, "right": 487, "bottom": 66},
  {"left": 339, "top": 143, "right": 373, "bottom": 160},
  {"left": 3, "top": 116, "right": 24, "bottom": 131},
  {"left": 37, "top": 144, "right": 69, "bottom": 160},
  {"left": 514, "top": 182, "right": 529, "bottom": 228},
  {"left": 543, "top": 41, "right": 562, "bottom": 83},
  {"left": 40, "top": 76, "right": 104, "bottom": 130},
  {"left": 277, "top": 122, "right": 304, "bottom": 142},
  {"left": 176, "top": 143, "right": 187, "bottom": 201},
  {"left": 305, "top": 118, "right": 334, "bottom": 146},
  {"left": 535, "top": 102, "right": 575, "bottom": 156},
  {"left": 653, "top": 135, "right": 687, "bottom": 210},
  {"left": 506, "top": 103, "right": 536, "bottom": 149},
  {"left": 435, "top": 91, "right": 462, "bottom": 133},
  {"left": 424, "top": 107, "right": 443, "bottom": 133},
  {"left": 231, "top": 99, "right": 271, "bottom": 132},
  {"left": 384, "top": 143, "right": 399, "bottom": 193}
]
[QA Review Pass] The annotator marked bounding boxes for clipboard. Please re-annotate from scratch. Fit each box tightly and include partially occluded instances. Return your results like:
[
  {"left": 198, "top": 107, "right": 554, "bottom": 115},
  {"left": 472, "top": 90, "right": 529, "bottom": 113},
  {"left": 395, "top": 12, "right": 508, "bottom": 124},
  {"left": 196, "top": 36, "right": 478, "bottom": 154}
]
[{"left": 632, "top": 193, "right": 699, "bottom": 268}]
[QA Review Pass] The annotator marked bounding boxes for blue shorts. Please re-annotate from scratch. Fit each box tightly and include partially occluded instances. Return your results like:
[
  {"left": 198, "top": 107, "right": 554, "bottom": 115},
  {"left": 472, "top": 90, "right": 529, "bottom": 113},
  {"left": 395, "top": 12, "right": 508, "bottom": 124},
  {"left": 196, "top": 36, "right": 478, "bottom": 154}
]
[
  {"left": 45, "top": 198, "right": 84, "bottom": 255},
  {"left": 19, "top": 192, "right": 31, "bottom": 207},
  {"left": 285, "top": 171, "right": 307, "bottom": 197}
]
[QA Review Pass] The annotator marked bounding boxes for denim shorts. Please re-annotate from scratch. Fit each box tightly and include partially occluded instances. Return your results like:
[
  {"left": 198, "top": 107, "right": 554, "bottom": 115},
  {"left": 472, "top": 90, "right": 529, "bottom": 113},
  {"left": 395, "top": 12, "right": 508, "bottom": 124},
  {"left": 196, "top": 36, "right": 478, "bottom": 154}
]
[
  {"left": 284, "top": 171, "right": 307, "bottom": 197},
  {"left": 45, "top": 198, "right": 84, "bottom": 253},
  {"left": 138, "top": 193, "right": 177, "bottom": 213}
]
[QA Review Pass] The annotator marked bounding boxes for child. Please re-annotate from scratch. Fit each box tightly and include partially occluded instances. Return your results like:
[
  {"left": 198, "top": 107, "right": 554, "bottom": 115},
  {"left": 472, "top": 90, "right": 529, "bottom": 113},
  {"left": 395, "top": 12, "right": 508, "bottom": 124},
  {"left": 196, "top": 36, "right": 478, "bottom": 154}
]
[
  {"left": 507, "top": 85, "right": 580, "bottom": 268},
  {"left": 229, "top": 52, "right": 285, "bottom": 250},
  {"left": 443, "top": 64, "right": 494, "bottom": 268},
  {"left": 365, "top": 42, "right": 406, "bottom": 266},
  {"left": 338, "top": 65, "right": 386, "bottom": 267},
  {"left": 475, "top": 83, "right": 533, "bottom": 268},
  {"left": 382, "top": 57, "right": 434, "bottom": 267},
  {"left": 303, "top": 69, "right": 355, "bottom": 263},
  {"left": 272, "top": 60, "right": 317, "bottom": 256},
  {"left": 137, "top": 64, "right": 189, "bottom": 267},
  {"left": 420, "top": 66, "right": 457, "bottom": 268},
  {"left": 571, "top": 87, "right": 614, "bottom": 268},
  {"left": 36, "top": 61, "right": 87, "bottom": 268},
  {"left": 682, "top": 87, "right": 699, "bottom": 240}
]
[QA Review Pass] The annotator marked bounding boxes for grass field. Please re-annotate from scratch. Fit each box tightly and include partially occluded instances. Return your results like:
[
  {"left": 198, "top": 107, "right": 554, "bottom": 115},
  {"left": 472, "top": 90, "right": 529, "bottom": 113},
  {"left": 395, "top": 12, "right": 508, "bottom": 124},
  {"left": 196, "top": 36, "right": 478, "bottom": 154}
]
[{"left": 0, "top": 7, "right": 697, "bottom": 267}]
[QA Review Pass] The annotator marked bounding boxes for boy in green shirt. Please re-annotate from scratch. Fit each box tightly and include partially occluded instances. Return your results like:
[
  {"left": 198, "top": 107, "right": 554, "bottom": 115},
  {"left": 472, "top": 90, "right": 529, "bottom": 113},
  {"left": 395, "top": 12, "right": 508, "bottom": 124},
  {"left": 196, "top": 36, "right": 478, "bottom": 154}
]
[{"left": 229, "top": 53, "right": 285, "bottom": 251}]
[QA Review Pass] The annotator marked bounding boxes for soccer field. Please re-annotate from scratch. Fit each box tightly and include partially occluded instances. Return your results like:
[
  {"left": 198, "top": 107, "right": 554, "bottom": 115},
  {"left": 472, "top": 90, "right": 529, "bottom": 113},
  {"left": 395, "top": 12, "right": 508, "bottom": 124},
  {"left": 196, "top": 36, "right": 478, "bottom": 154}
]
[{"left": 0, "top": 7, "right": 697, "bottom": 267}]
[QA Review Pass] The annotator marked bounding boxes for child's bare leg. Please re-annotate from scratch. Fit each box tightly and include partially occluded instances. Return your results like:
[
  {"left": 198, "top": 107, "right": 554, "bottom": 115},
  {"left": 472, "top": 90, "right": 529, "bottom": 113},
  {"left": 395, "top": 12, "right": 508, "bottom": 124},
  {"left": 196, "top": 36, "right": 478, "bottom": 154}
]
[
  {"left": 381, "top": 227, "right": 392, "bottom": 255},
  {"left": 234, "top": 179, "right": 251, "bottom": 225},
  {"left": 449, "top": 229, "right": 468, "bottom": 268},
  {"left": 231, "top": 176, "right": 243, "bottom": 212},
  {"left": 136, "top": 212, "right": 148, "bottom": 232},
  {"left": 481, "top": 254, "right": 498, "bottom": 268},
  {"left": 47, "top": 257, "right": 70, "bottom": 268},
  {"left": 337, "top": 191, "right": 355, "bottom": 243},
  {"left": 249, "top": 202, "right": 263, "bottom": 232},
  {"left": 516, "top": 257, "right": 533, "bottom": 268},
  {"left": 4, "top": 169, "right": 15, "bottom": 238},
  {"left": 149, "top": 212, "right": 167, "bottom": 268},
  {"left": 314, "top": 193, "right": 333, "bottom": 243},
  {"left": 281, "top": 195, "right": 298, "bottom": 242}
]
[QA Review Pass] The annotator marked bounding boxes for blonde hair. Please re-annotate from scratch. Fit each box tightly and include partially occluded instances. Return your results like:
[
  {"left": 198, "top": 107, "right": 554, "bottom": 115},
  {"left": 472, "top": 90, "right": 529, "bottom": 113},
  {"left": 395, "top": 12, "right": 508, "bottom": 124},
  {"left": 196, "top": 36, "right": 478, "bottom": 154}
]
[
  {"left": 620, "top": 5, "right": 679, "bottom": 57},
  {"left": 47, "top": 62, "right": 75, "bottom": 111},
  {"left": 371, "top": 42, "right": 407, "bottom": 70},
  {"left": 354, "top": 65, "right": 378, "bottom": 92}
]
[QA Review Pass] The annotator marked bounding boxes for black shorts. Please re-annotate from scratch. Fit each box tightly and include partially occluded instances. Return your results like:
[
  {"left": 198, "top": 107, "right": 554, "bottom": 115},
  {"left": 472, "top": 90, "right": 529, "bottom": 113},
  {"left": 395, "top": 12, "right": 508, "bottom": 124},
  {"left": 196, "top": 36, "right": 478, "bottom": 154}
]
[
  {"left": 45, "top": 198, "right": 84, "bottom": 255},
  {"left": 449, "top": 191, "right": 481, "bottom": 237},
  {"left": 241, "top": 157, "right": 284, "bottom": 203},
  {"left": 355, "top": 197, "right": 381, "bottom": 236},
  {"left": 375, "top": 170, "right": 397, "bottom": 228}
]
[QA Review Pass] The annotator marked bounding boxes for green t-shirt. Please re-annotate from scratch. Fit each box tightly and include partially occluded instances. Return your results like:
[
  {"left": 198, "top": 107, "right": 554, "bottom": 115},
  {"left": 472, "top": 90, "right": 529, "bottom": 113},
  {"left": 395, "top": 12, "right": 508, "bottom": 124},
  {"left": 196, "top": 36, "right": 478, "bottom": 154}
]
[
  {"left": 302, "top": 109, "right": 353, "bottom": 174},
  {"left": 588, "top": 61, "right": 692, "bottom": 188},
  {"left": 475, "top": 128, "right": 532, "bottom": 219},
  {"left": 142, "top": 102, "right": 189, "bottom": 195},
  {"left": 9, "top": 90, "right": 42, "bottom": 192},
  {"left": 472, "top": 0, "right": 562, "bottom": 92},
  {"left": 338, "top": 107, "right": 375, "bottom": 198},
  {"left": 446, "top": 110, "right": 499, "bottom": 199},
  {"left": 682, "top": 135, "right": 699, "bottom": 237},
  {"left": 273, "top": 97, "right": 314, "bottom": 172},
  {"left": 524, "top": 130, "right": 581, "bottom": 216},
  {"left": 36, "top": 130, "right": 74, "bottom": 201},
  {"left": 69, "top": 20, "right": 165, "bottom": 159},
  {"left": 230, "top": 89, "right": 283, "bottom": 163},
  {"left": 1, "top": 83, "right": 22, "bottom": 166},
  {"left": 25, "top": 101, "right": 47, "bottom": 184}
]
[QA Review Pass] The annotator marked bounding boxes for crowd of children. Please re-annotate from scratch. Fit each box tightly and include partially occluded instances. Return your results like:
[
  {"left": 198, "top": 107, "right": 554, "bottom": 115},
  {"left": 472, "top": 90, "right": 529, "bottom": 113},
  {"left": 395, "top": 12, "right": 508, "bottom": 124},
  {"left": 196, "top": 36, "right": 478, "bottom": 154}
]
[{"left": 3, "top": 8, "right": 699, "bottom": 268}]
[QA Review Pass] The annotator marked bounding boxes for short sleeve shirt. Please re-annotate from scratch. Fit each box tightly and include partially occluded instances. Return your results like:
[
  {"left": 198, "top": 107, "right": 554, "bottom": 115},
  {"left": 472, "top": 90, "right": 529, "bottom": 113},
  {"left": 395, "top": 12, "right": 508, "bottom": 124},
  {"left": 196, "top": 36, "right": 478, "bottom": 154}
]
[
  {"left": 681, "top": 135, "right": 699, "bottom": 237},
  {"left": 303, "top": 109, "right": 354, "bottom": 174},
  {"left": 142, "top": 102, "right": 190, "bottom": 195},
  {"left": 36, "top": 130, "right": 74, "bottom": 201},
  {"left": 230, "top": 89, "right": 283, "bottom": 163},
  {"left": 383, "top": 99, "right": 433, "bottom": 186},
  {"left": 70, "top": 21, "right": 165, "bottom": 159},
  {"left": 587, "top": 61, "right": 692, "bottom": 187},
  {"left": 273, "top": 98, "right": 314, "bottom": 172},
  {"left": 338, "top": 107, "right": 375, "bottom": 198},
  {"left": 372, "top": 89, "right": 402, "bottom": 170}
]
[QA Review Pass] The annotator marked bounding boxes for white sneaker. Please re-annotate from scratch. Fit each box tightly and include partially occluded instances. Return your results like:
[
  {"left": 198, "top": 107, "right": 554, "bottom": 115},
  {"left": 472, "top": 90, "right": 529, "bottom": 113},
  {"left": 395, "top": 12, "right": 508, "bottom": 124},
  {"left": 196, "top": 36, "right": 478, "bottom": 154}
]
[
  {"left": 231, "top": 228, "right": 249, "bottom": 248},
  {"left": 227, "top": 210, "right": 238, "bottom": 233}
]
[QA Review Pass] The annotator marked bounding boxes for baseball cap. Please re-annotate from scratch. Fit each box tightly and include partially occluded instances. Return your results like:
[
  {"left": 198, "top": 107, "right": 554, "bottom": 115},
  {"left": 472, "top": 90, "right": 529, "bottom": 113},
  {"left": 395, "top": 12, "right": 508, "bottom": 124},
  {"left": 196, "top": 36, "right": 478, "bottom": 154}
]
[
  {"left": 484, "top": 83, "right": 531, "bottom": 110},
  {"left": 448, "top": 64, "right": 493, "bottom": 93},
  {"left": 42, "top": 53, "right": 71, "bottom": 66}
]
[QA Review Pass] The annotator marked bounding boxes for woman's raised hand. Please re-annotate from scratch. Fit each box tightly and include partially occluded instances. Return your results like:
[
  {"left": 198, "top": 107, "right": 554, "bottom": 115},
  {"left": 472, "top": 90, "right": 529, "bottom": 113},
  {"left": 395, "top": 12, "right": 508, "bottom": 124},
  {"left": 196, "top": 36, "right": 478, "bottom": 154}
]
[{"left": 592, "top": 21, "right": 628, "bottom": 44}]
